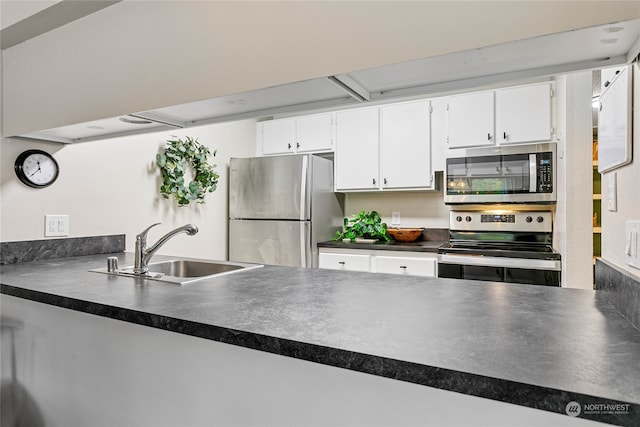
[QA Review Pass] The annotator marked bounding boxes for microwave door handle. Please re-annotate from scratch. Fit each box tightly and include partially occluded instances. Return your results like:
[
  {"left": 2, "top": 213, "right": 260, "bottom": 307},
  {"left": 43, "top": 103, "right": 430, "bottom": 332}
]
[{"left": 529, "top": 154, "right": 537, "bottom": 192}]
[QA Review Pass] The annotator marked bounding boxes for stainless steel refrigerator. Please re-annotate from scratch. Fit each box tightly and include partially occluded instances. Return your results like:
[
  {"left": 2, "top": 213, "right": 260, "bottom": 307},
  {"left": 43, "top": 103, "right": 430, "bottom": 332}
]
[{"left": 228, "top": 154, "right": 344, "bottom": 268}]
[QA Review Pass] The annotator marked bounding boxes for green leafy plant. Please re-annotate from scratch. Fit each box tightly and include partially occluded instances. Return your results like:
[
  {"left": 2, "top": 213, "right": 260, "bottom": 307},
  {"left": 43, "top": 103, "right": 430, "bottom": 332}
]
[
  {"left": 156, "top": 136, "right": 219, "bottom": 206},
  {"left": 334, "top": 210, "right": 391, "bottom": 242}
]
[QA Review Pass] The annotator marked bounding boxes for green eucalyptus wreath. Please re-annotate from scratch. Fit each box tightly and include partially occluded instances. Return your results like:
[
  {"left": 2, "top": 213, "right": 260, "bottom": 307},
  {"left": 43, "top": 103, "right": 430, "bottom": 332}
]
[{"left": 156, "top": 136, "right": 219, "bottom": 206}]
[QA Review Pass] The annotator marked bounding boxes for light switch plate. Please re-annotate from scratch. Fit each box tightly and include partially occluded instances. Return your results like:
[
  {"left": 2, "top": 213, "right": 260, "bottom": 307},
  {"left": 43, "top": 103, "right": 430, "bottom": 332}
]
[
  {"left": 626, "top": 220, "right": 640, "bottom": 270},
  {"left": 45, "top": 215, "right": 69, "bottom": 237}
]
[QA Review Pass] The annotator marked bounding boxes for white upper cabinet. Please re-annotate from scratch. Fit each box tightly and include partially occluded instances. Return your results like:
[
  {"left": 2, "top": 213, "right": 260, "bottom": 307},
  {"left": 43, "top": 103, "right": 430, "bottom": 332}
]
[
  {"left": 295, "top": 113, "right": 335, "bottom": 152},
  {"left": 335, "top": 101, "right": 436, "bottom": 192},
  {"left": 430, "top": 97, "right": 448, "bottom": 171},
  {"left": 260, "top": 112, "right": 334, "bottom": 155},
  {"left": 495, "top": 82, "right": 552, "bottom": 145},
  {"left": 446, "top": 82, "right": 553, "bottom": 149},
  {"left": 447, "top": 91, "right": 495, "bottom": 149},
  {"left": 380, "top": 100, "right": 432, "bottom": 189},
  {"left": 335, "top": 107, "right": 380, "bottom": 190},
  {"left": 261, "top": 118, "right": 295, "bottom": 154}
]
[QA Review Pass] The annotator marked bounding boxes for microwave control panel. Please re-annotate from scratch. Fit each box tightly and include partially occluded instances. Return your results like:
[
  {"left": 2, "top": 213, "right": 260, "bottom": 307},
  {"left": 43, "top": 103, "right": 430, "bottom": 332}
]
[{"left": 537, "top": 152, "right": 553, "bottom": 193}]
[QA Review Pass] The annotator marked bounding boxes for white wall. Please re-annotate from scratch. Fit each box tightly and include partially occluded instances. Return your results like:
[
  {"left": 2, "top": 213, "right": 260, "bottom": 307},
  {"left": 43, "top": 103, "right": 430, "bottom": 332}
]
[
  {"left": 3, "top": 1, "right": 639, "bottom": 136},
  {"left": 554, "top": 72, "right": 594, "bottom": 289},
  {"left": 601, "top": 62, "right": 640, "bottom": 276},
  {"left": 0, "top": 119, "right": 257, "bottom": 259}
]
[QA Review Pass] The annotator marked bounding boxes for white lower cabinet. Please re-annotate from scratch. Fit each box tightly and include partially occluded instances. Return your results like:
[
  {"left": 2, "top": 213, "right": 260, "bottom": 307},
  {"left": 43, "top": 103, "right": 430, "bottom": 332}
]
[
  {"left": 319, "top": 248, "right": 437, "bottom": 278},
  {"left": 318, "top": 251, "right": 371, "bottom": 272},
  {"left": 375, "top": 255, "right": 437, "bottom": 277}
]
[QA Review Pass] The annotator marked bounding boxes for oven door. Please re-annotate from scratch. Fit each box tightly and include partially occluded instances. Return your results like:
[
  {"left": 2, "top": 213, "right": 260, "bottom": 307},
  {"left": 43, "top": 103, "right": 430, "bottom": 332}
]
[{"left": 438, "top": 254, "right": 561, "bottom": 286}]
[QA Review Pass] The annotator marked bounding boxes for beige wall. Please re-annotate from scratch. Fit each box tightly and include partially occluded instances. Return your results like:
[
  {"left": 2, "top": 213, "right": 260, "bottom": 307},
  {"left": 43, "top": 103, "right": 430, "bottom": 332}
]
[
  {"left": 344, "top": 191, "right": 450, "bottom": 230},
  {"left": 3, "top": 1, "right": 639, "bottom": 136},
  {"left": 0, "top": 119, "right": 257, "bottom": 259},
  {"left": 601, "top": 62, "right": 640, "bottom": 276}
]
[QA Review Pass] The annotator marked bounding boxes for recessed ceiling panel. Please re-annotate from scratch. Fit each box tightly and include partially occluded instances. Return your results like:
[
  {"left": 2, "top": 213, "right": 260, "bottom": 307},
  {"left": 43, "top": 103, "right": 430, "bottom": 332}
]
[
  {"left": 142, "top": 77, "right": 354, "bottom": 124},
  {"left": 345, "top": 19, "right": 640, "bottom": 94},
  {"left": 19, "top": 115, "right": 172, "bottom": 143}
]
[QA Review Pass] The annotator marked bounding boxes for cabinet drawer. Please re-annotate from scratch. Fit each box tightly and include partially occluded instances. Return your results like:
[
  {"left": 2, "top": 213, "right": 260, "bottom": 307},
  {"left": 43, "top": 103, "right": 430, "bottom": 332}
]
[
  {"left": 375, "top": 256, "right": 437, "bottom": 277},
  {"left": 319, "top": 253, "right": 371, "bottom": 272}
]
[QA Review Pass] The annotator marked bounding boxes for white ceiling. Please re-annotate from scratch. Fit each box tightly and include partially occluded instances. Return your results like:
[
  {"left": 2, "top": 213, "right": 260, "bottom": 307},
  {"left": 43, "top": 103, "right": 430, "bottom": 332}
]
[
  {"left": 0, "top": 0, "right": 61, "bottom": 29},
  {"left": 0, "top": 0, "right": 120, "bottom": 50}
]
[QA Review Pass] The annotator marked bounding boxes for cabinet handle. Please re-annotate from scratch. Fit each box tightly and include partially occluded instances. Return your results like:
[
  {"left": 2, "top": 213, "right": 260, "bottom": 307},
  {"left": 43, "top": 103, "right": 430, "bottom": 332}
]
[
  {"left": 288, "top": 143, "right": 292, "bottom": 150},
  {"left": 503, "top": 132, "right": 507, "bottom": 140},
  {"left": 296, "top": 142, "right": 300, "bottom": 149},
  {"left": 400, "top": 265, "right": 407, "bottom": 269},
  {"left": 384, "top": 178, "right": 388, "bottom": 185},
  {"left": 372, "top": 178, "right": 376, "bottom": 185},
  {"left": 338, "top": 261, "right": 346, "bottom": 265},
  {"left": 487, "top": 133, "right": 492, "bottom": 141}
]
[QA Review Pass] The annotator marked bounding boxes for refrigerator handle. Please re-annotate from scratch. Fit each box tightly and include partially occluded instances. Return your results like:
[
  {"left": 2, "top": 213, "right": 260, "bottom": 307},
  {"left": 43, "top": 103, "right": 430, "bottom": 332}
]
[
  {"left": 301, "top": 222, "right": 310, "bottom": 268},
  {"left": 299, "top": 156, "right": 308, "bottom": 220}
]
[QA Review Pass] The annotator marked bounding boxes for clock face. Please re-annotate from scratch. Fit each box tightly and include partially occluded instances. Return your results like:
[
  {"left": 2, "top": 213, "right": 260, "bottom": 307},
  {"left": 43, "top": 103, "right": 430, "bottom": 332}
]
[{"left": 15, "top": 150, "right": 59, "bottom": 188}]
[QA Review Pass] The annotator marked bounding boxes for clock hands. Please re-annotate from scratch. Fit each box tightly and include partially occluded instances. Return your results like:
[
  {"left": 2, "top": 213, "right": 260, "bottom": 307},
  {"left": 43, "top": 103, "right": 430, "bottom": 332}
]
[{"left": 29, "top": 160, "right": 42, "bottom": 177}]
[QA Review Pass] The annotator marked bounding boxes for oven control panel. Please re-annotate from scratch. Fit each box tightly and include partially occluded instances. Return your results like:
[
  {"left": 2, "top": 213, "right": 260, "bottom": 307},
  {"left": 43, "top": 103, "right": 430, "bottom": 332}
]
[
  {"left": 481, "top": 214, "right": 516, "bottom": 223},
  {"left": 450, "top": 211, "right": 552, "bottom": 232}
]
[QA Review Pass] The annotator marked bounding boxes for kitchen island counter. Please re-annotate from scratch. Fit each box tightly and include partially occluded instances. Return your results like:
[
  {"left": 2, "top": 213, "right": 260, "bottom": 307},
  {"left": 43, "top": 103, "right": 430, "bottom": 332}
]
[{"left": 1, "top": 253, "right": 639, "bottom": 425}]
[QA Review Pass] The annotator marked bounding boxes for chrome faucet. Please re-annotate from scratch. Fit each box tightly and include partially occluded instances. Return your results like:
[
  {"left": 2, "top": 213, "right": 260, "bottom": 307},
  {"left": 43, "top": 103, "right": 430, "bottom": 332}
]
[{"left": 133, "top": 223, "right": 198, "bottom": 274}]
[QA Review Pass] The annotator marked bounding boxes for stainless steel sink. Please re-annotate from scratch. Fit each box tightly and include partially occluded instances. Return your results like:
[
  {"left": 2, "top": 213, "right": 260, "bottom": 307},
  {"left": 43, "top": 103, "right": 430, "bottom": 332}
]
[{"left": 90, "top": 259, "right": 262, "bottom": 285}]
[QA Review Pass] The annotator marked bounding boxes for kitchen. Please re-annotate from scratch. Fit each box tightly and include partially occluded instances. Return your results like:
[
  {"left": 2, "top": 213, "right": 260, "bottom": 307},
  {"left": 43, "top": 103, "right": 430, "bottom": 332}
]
[{"left": 1, "top": 2, "right": 640, "bottom": 426}]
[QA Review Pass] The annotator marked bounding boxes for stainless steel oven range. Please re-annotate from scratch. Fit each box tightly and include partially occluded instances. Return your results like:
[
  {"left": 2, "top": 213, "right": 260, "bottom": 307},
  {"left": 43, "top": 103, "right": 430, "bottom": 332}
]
[{"left": 438, "top": 210, "right": 562, "bottom": 286}]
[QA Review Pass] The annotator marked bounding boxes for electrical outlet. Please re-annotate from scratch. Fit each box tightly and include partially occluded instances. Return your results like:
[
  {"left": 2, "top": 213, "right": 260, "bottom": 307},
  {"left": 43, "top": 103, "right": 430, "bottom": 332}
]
[
  {"left": 45, "top": 215, "right": 69, "bottom": 237},
  {"left": 391, "top": 211, "right": 401, "bottom": 226},
  {"left": 626, "top": 220, "right": 640, "bottom": 270}
]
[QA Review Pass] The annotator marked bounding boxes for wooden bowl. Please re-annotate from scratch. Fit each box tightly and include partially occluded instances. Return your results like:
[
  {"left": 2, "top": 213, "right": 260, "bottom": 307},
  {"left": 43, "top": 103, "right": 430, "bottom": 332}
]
[{"left": 386, "top": 228, "right": 424, "bottom": 242}]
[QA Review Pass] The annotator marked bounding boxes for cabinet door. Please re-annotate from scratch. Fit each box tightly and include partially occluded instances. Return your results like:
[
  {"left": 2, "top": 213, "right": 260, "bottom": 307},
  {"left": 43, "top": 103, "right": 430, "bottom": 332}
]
[
  {"left": 430, "top": 97, "right": 448, "bottom": 172},
  {"left": 335, "top": 108, "right": 380, "bottom": 190},
  {"left": 319, "top": 252, "right": 371, "bottom": 272},
  {"left": 375, "top": 255, "right": 437, "bottom": 277},
  {"left": 262, "top": 118, "right": 295, "bottom": 155},
  {"left": 447, "top": 91, "right": 494, "bottom": 149},
  {"left": 496, "top": 83, "right": 552, "bottom": 145},
  {"left": 381, "top": 101, "right": 432, "bottom": 189},
  {"left": 296, "top": 113, "right": 334, "bottom": 153}
]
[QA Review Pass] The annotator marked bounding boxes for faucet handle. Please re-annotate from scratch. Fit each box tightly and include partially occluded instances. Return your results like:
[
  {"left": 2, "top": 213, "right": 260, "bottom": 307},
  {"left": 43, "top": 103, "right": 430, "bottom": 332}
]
[{"left": 137, "top": 222, "right": 161, "bottom": 242}]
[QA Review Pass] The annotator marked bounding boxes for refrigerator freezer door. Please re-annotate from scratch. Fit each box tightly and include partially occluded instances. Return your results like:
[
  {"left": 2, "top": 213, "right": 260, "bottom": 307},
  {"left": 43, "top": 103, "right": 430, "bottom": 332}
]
[
  {"left": 229, "top": 155, "right": 309, "bottom": 220},
  {"left": 229, "top": 219, "right": 311, "bottom": 267}
]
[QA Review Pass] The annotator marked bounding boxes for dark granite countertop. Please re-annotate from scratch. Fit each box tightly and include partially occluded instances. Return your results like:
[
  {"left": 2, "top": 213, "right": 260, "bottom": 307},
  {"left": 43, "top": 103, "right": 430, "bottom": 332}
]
[
  {"left": 1, "top": 253, "right": 639, "bottom": 425},
  {"left": 318, "top": 239, "right": 447, "bottom": 253}
]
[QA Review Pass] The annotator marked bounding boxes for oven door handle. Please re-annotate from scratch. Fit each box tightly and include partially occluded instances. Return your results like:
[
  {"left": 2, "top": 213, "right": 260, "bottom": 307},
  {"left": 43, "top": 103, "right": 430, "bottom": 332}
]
[{"left": 438, "top": 254, "right": 561, "bottom": 271}]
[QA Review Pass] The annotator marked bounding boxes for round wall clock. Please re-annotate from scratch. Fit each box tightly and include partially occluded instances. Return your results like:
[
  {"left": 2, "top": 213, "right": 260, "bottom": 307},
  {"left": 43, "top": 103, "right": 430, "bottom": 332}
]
[{"left": 14, "top": 149, "right": 60, "bottom": 188}]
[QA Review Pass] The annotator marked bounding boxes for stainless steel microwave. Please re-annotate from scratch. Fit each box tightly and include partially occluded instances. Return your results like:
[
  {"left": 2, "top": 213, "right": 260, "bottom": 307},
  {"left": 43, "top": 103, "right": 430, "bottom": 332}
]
[{"left": 444, "top": 143, "right": 556, "bottom": 204}]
